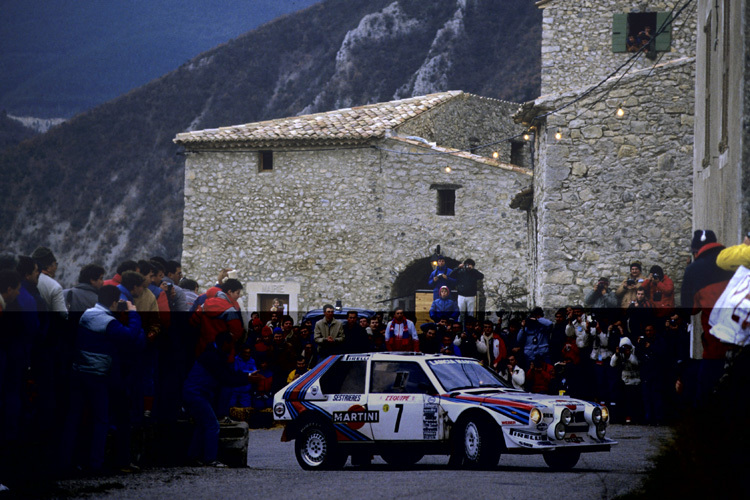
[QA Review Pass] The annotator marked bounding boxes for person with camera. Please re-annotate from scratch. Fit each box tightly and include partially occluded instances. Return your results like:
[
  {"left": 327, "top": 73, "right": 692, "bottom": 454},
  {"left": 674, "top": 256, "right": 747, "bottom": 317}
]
[
  {"left": 584, "top": 277, "right": 618, "bottom": 310},
  {"left": 641, "top": 265, "right": 675, "bottom": 320},
  {"left": 427, "top": 255, "right": 456, "bottom": 299},
  {"left": 616, "top": 261, "right": 646, "bottom": 308},
  {"left": 610, "top": 337, "right": 641, "bottom": 423},
  {"left": 626, "top": 287, "right": 654, "bottom": 340},
  {"left": 590, "top": 320, "right": 621, "bottom": 406},
  {"left": 517, "top": 307, "right": 552, "bottom": 370}
]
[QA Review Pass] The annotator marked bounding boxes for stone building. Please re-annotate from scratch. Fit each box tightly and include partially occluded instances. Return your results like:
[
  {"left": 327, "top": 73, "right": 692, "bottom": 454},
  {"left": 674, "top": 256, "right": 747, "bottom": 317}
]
[
  {"left": 514, "top": 0, "right": 697, "bottom": 308},
  {"left": 693, "top": 0, "right": 750, "bottom": 244},
  {"left": 175, "top": 91, "right": 532, "bottom": 318}
]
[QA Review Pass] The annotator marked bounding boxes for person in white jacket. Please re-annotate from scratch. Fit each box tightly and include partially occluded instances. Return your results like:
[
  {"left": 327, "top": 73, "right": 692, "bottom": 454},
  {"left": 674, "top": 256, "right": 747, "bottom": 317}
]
[{"left": 610, "top": 337, "right": 641, "bottom": 423}]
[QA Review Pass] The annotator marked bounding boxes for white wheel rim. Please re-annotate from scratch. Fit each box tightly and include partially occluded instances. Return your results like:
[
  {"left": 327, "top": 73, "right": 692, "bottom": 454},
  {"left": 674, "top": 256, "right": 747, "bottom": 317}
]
[
  {"left": 303, "top": 430, "right": 327, "bottom": 466},
  {"left": 464, "top": 422, "right": 480, "bottom": 460}
]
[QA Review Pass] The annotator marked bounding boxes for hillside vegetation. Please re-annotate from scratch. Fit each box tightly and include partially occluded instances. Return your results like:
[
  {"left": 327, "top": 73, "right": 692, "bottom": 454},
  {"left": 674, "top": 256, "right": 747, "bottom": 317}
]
[{"left": 0, "top": 0, "right": 541, "bottom": 285}]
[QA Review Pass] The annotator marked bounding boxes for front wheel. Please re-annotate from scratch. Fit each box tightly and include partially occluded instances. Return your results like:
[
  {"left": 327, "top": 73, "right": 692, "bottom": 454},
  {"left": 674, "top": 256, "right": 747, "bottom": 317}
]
[
  {"left": 543, "top": 450, "right": 581, "bottom": 471},
  {"left": 452, "top": 414, "right": 501, "bottom": 469},
  {"left": 294, "top": 422, "right": 346, "bottom": 470}
]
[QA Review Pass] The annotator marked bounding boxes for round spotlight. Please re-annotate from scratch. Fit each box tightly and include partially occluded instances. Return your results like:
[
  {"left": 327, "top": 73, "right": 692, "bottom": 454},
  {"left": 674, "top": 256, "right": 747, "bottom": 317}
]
[
  {"left": 492, "top": 151, "right": 499, "bottom": 159},
  {"left": 616, "top": 107, "right": 625, "bottom": 117},
  {"left": 592, "top": 407, "right": 602, "bottom": 424},
  {"left": 444, "top": 166, "right": 452, "bottom": 173},
  {"left": 555, "top": 132, "right": 562, "bottom": 140},
  {"left": 554, "top": 422, "right": 566, "bottom": 440},
  {"left": 561, "top": 408, "right": 572, "bottom": 426},
  {"left": 530, "top": 408, "right": 543, "bottom": 425}
]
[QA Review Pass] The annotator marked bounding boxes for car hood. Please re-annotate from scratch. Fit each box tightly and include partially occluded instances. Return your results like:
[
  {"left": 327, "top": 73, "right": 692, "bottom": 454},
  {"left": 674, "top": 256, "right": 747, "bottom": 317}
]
[{"left": 446, "top": 389, "right": 593, "bottom": 410}]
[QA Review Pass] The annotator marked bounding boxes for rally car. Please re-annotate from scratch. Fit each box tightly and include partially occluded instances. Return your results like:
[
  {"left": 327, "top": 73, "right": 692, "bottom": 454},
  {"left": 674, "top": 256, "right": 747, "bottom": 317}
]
[{"left": 273, "top": 352, "right": 616, "bottom": 470}]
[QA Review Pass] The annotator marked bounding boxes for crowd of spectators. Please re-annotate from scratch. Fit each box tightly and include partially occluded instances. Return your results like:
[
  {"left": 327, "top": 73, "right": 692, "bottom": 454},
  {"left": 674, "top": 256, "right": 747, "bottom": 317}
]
[{"left": 1, "top": 229, "right": 748, "bottom": 483}]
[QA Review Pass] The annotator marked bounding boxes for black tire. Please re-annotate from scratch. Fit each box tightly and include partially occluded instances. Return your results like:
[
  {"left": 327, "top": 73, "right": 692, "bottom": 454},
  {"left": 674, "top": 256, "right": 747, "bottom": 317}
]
[
  {"left": 452, "top": 413, "right": 501, "bottom": 469},
  {"left": 294, "top": 421, "right": 346, "bottom": 470},
  {"left": 543, "top": 450, "right": 581, "bottom": 471},
  {"left": 380, "top": 449, "right": 424, "bottom": 467}
]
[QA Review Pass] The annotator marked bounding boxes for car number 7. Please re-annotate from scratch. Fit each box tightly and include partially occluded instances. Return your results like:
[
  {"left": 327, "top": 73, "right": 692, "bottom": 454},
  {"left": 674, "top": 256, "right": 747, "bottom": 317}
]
[{"left": 394, "top": 403, "right": 404, "bottom": 433}]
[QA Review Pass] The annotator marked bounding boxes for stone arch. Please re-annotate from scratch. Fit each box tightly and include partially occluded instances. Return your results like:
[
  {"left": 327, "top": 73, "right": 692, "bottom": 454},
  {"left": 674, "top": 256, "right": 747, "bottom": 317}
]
[{"left": 390, "top": 254, "right": 460, "bottom": 317}]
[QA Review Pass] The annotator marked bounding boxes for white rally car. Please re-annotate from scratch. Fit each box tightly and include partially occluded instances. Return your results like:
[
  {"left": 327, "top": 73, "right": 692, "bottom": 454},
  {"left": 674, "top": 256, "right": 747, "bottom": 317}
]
[{"left": 273, "top": 352, "right": 616, "bottom": 470}]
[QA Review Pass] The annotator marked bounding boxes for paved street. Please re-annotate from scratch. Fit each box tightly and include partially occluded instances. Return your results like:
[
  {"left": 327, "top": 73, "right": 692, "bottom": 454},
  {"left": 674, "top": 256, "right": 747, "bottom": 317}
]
[{"left": 46, "top": 424, "right": 669, "bottom": 499}]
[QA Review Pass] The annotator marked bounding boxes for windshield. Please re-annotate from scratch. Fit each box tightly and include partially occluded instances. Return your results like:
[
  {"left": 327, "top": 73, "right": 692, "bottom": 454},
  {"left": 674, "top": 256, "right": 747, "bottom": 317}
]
[{"left": 427, "top": 358, "right": 511, "bottom": 392}]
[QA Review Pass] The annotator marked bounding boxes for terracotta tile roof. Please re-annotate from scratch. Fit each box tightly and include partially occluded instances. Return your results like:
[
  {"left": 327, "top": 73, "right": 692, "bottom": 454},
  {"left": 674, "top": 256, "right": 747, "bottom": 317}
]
[{"left": 174, "top": 91, "right": 464, "bottom": 148}]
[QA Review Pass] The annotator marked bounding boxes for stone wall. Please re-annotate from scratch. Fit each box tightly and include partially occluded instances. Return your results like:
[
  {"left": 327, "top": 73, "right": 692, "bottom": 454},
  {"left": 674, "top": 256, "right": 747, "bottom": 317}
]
[
  {"left": 182, "top": 138, "right": 532, "bottom": 319},
  {"left": 692, "top": 0, "right": 750, "bottom": 245},
  {"left": 395, "top": 94, "right": 531, "bottom": 166},
  {"left": 539, "top": 0, "right": 696, "bottom": 96},
  {"left": 527, "top": 58, "right": 695, "bottom": 308}
]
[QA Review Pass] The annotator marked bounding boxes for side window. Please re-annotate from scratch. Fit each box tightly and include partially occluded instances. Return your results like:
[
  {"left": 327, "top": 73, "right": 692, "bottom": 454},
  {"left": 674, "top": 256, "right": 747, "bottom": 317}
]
[
  {"left": 370, "top": 361, "right": 436, "bottom": 394},
  {"left": 612, "top": 12, "right": 671, "bottom": 53},
  {"left": 258, "top": 150, "right": 273, "bottom": 171},
  {"left": 319, "top": 360, "right": 367, "bottom": 394}
]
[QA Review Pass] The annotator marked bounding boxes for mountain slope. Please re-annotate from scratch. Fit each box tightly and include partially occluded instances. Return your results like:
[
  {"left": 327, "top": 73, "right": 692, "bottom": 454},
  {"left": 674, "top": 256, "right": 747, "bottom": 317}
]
[
  {"left": 0, "top": 0, "right": 541, "bottom": 285},
  {"left": 0, "top": 0, "right": 321, "bottom": 118}
]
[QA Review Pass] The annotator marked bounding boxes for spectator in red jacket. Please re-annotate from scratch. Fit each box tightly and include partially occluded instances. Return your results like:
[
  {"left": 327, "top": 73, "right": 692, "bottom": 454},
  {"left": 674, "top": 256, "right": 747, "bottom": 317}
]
[
  {"left": 642, "top": 265, "right": 675, "bottom": 320},
  {"left": 190, "top": 279, "right": 245, "bottom": 360}
]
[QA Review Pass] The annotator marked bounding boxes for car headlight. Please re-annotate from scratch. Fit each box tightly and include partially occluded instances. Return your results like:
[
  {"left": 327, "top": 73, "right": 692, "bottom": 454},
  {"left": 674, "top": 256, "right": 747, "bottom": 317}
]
[
  {"left": 561, "top": 408, "right": 572, "bottom": 426},
  {"left": 596, "top": 423, "right": 606, "bottom": 439},
  {"left": 530, "top": 407, "right": 543, "bottom": 425},
  {"left": 592, "top": 407, "right": 602, "bottom": 424},
  {"left": 600, "top": 406, "right": 609, "bottom": 423},
  {"left": 554, "top": 422, "right": 566, "bottom": 440}
]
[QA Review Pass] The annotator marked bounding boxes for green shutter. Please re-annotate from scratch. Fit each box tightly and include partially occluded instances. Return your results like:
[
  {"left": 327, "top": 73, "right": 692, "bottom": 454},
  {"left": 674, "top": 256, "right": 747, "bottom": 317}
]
[
  {"left": 655, "top": 11, "right": 672, "bottom": 51},
  {"left": 612, "top": 13, "right": 628, "bottom": 52}
]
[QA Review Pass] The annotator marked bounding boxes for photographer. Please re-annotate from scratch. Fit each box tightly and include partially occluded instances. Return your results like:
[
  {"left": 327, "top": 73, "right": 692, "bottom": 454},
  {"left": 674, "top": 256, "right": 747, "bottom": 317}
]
[
  {"left": 641, "top": 265, "right": 675, "bottom": 319},
  {"left": 584, "top": 277, "right": 618, "bottom": 310},
  {"left": 616, "top": 261, "right": 645, "bottom": 308},
  {"left": 610, "top": 337, "right": 641, "bottom": 423},
  {"left": 626, "top": 287, "right": 653, "bottom": 340},
  {"left": 427, "top": 255, "right": 456, "bottom": 299},
  {"left": 517, "top": 307, "right": 552, "bottom": 369},
  {"left": 590, "top": 320, "right": 621, "bottom": 406}
]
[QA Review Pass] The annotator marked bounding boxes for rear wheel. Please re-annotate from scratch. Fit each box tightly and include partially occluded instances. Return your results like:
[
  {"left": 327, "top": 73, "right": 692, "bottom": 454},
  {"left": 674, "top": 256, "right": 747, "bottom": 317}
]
[
  {"left": 543, "top": 450, "right": 581, "bottom": 471},
  {"left": 294, "top": 421, "right": 346, "bottom": 470},
  {"left": 451, "top": 414, "right": 501, "bottom": 469}
]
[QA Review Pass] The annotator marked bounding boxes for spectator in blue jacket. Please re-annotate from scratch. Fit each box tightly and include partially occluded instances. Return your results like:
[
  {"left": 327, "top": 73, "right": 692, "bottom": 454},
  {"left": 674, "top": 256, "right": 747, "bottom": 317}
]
[
  {"left": 427, "top": 256, "right": 456, "bottom": 299},
  {"left": 429, "top": 286, "right": 460, "bottom": 323},
  {"left": 183, "top": 331, "right": 254, "bottom": 467},
  {"left": 517, "top": 307, "right": 553, "bottom": 368},
  {"left": 60, "top": 285, "right": 145, "bottom": 474}
]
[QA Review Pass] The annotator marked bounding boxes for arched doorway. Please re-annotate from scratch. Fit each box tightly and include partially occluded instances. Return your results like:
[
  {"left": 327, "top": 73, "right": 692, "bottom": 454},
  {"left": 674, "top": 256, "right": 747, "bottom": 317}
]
[{"left": 390, "top": 255, "right": 460, "bottom": 322}]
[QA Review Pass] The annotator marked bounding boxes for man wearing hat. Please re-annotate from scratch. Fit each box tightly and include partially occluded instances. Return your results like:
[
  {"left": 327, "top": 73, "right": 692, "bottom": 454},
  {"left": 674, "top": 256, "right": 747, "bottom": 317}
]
[
  {"left": 680, "top": 229, "right": 735, "bottom": 403},
  {"left": 31, "top": 246, "right": 67, "bottom": 317}
]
